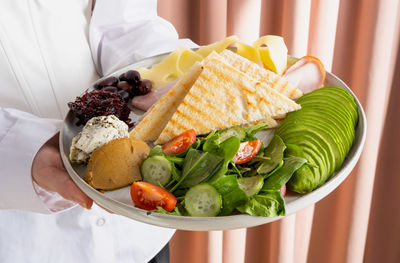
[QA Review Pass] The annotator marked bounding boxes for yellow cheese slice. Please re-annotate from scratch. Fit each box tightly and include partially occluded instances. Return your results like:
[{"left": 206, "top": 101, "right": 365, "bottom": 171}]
[
  {"left": 235, "top": 41, "right": 261, "bottom": 63},
  {"left": 196, "top": 35, "right": 239, "bottom": 58},
  {"left": 253, "top": 35, "right": 288, "bottom": 75},
  {"left": 138, "top": 48, "right": 203, "bottom": 90}
]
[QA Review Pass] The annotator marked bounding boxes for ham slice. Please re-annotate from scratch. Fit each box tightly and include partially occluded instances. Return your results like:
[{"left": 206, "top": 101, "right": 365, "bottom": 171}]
[
  {"left": 283, "top": 56, "right": 326, "bottom": 94},
  {"left": 131, "top": 78, "right": 179, "bottom": 111}
]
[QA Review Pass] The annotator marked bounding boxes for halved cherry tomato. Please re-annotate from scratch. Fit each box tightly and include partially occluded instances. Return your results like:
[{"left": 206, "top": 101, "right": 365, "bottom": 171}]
[
  {"left": 130, "top": 181, "right": 177, "bottom": 212},
  {"left": 162, "top": 129, "right": 196, "bottom": 155},
  {"left": 279, "top": 184, "right": 286, "bottom": 197},
  {"left": 233, "top": 140, "right": 262, "bottom": 164}
]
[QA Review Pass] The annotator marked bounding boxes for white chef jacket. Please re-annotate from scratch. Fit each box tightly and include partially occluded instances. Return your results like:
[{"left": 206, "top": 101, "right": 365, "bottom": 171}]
[{"left": 0, "top": 0, "right": 197, "bottom": 262}]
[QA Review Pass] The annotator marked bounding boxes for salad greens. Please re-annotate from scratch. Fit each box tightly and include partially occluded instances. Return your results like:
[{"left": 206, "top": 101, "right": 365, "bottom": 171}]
[
  {"left": 141, "top": 124, "right": 310, "bottom": 217},
  {"left": 263, "top": 156, "right": 307, "bottom": 190},
  {"left": 257, "top": 135, "right": 286, "bottom": 175},
  {"left": 179, "top": 149, "right": 223, "bottom": 188},
  {"left": 237, "top": 189, "right": 285, "bottom": 217},
  {"left": 213, "top": 175, "right": 248, "bottom": 216}
]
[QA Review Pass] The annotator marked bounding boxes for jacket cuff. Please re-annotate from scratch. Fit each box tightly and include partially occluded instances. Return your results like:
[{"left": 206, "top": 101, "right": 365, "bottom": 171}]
[
  {"left": 0, "top": 108, "right": 62, "bottom": 213},
  {"left": 32, "top": 181, "right": 77, "bottom": 213}
]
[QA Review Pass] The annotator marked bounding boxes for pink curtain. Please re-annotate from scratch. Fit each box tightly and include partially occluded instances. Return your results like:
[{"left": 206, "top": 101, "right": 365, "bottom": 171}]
[{"left": 158, "top": 0, "right": 400, "bottom": 262}]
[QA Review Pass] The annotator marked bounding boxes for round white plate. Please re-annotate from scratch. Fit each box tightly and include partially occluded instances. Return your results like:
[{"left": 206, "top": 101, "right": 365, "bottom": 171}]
[{"left": 60, "top": 52, "right": 367, "bottom": 231}]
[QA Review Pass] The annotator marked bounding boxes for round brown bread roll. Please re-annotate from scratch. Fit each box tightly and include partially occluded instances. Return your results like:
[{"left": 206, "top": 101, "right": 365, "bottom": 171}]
[{"left": 84, "top": 138, "right": 150, "bottom": 190}]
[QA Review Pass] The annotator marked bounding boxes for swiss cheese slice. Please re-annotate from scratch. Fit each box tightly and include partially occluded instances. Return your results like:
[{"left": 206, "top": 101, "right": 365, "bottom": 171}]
[
  {"left": 154, "top": 52, "right": 300, "bottom": 145},
  {"left": 138, "top": 48, "right": 203, "bottom": 90}
]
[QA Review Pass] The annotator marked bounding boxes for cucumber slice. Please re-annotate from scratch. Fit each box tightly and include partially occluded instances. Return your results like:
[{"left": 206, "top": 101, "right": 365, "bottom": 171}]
[
  {"left": 237, "top": 175, "right": 264, "bottom": 197},
  {"left": 184, "top": 184, "right": 222, "bottom": 217},
  {"left": 141, "top": 156, "right": 171, "bottom": 186}
]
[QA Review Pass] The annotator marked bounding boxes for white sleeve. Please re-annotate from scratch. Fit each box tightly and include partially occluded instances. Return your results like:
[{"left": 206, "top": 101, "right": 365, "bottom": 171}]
[
  {"left": 0, "top": 108, "right": 63, "bottom": 213},
  {"left": 90, "top": 0, "right": 198, "bottom": 76}
]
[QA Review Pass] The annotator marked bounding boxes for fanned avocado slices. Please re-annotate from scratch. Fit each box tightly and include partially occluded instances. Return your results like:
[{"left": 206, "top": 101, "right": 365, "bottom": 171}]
[{"left": 276, "top": 86, "right": 358, "bottom": 194}]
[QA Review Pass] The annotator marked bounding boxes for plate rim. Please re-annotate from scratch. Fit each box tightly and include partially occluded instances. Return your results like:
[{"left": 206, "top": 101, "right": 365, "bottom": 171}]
[{"left": 60, "top": 51, "right": 367, "bottom": 231}]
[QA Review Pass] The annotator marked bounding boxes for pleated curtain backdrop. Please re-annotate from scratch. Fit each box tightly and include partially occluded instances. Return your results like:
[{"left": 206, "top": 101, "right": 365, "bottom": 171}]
[{"left": 157, "top": 1, "right": 400, "bottom": 262}]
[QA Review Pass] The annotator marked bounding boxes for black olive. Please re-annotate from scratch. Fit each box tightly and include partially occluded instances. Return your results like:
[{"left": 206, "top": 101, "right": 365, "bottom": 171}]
[
  {"left": 125, "top": 70, "right": 141, "bottom": 85},
  {"left": 102, "top": 86, "right": 118, "bottom": 93},
  {"left": 117, "top": 81, "right": 133, "bottom": 92},
  {"left": 138, "top": 79, "right": 152, "bottom": 95},
  {"left": 97, "top": 76, "right": 118, "bottom": 88}
]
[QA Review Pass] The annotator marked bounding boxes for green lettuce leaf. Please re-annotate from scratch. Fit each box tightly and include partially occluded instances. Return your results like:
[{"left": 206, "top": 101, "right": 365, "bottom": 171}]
[
  {"left": 237, "top": 189, "right": 285, "bottom": 217},
  {"left": 213, "top": 174, "right": 249, "bottom": 216}
]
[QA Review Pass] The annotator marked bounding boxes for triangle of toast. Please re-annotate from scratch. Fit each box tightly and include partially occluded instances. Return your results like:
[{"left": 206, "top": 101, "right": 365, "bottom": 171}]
[
  {"left": 219, "top": 49, "right": 303, "bottom": 100},
  {"left": 129, "top": 62, "right": 203, "bottom": 142},
  {"left": 154, "top": 52, "right": 300, "bottom": 145}
]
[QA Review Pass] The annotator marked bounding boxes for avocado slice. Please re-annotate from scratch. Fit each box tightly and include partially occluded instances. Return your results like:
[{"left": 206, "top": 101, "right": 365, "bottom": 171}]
[
  {"left": 282, "top": 131, "right": 334, "bottom": 177},
  {"left": 298, "top": 104, "right": 355, "bottom": 152},
  {"left": 303, "top": 88, "right": 358, "bottom": 125},
  {"left": 276, "top": 86, "right": 359, "bottom": 193},
  {"left": 278, "top": 115, "right": 345, "bottom": 170}
]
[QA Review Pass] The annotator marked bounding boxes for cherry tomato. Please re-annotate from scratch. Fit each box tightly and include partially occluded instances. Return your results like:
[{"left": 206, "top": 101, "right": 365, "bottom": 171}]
[
  {"left": 279, "top": 184, "right": 286, "bottom": 197},
  {"left": 162, "top": 129, "right": 196, "bottom": 155},
  {"left": 233, "top": 140, "right": 262, "bottom": 164},
  {"left": 130, "top": 181, "right": 177, "bottom": 212}
]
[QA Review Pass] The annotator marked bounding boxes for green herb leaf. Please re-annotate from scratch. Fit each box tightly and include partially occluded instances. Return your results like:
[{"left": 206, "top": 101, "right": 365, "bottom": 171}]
[
  {"left": 244, "top": 123, "right": 268, "bottom": 141},
  {"left": 148, "top": 145, "right": 164, "bottom": 157},
  {"left": 206, "top": 136, "right": 241, "bottom": 183},
  {"left": 165, "top": 155, "right": 184, "bottom": 166},
  {"left": 237, "top": 189, "right": 285, "bottom": 217},
  {"left": 213, "top": 175, "right": 249, "bottom": 216},
  {"left": 263, "top": 156, "right": 307, "bottom": 190},
  {"left": 257, "top": 135, "right": 286, "bottom": 174},
  {"left": 148, "top": 206, "right": 183, "bottom": 216},
  {"left": 175, "top": 149, "right": 223, "bottom": 189}
]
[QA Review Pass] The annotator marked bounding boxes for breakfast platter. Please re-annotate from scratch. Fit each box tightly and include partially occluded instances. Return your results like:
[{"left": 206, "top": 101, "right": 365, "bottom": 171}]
[{"left": 60, "top": 36, "right": 366, "bottom": 231}]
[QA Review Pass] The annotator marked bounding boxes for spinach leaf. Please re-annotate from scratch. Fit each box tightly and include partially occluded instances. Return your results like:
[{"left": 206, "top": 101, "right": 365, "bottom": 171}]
[
  {"left": 206, "top": 136, "right": 241, "bottom": 183},
  {"left": 215, "top": 126, "right": 245, "bottom": 143},
  {"left": 263, "top": 156, "right": 307, "bottom": 190},
  {"left": 148, "top": 145, "right": 184, "bottom": 165},
  {"left": 170, "top": 163, "right": 181, "bottom": 181},
  {"left": 147, "top": 206, "right": 183, "bottom": 216},
  {"left": 237, "top": 175, "right": 264, "bottom": 197},
  {"left": 213, "top": 175, "right": 249, "bottom": 216},
  {"left": 264, "top": 159, "right": 284, "bottom": 179},
  {"left": 237, "top": 189, "right": 285, "bottom": 217},
  {"left": 148, "top": 145, "right": 164, "bottom": 157},
  {"left": 165, "top": 155, "right": 184, "bottom": 166},
  {"left": 191, "top": 139, "right": 202, "bottom": 150},
  {"left": 284, "top": 143, "right": 305, "bottom": 158},
  {"left": 257, "top": 135, "right": 286, "bottom": 175},
  {"left": 244, "top": 123, "right": 268, "bottom": 141},
  {"left": 202, "top": 134, "right": 220, "bottom": 153},
  {"left": 178, "top": 149, "right": 224, "bottom": 189}
]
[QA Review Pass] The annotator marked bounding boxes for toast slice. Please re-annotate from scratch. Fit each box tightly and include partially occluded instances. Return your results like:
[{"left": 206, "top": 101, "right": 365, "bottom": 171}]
[
  {"left": 129, "top": 62, "right": 203, "bottom": 142},
  {"left": 154, "top": 52, "right": 300, "bottom": 145},
  {"left": 219, "top": 49, "right": 303, "bottom": 100}
]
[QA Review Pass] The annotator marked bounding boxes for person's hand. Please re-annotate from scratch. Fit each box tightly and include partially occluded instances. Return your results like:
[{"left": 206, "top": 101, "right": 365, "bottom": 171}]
[{"left": 32, "top": 133, "right": 93, "bottom": 209}]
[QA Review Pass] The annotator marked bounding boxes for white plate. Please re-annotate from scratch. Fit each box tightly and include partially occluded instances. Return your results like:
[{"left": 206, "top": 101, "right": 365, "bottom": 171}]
[{"left": 60, "top": 52, "right": 367, "bottom": 231}]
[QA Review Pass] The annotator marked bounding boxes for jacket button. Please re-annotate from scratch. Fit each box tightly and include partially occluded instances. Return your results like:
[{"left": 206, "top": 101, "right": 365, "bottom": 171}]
[{"left": 96, "top": 218, "right": 106, "bottom": 226}]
